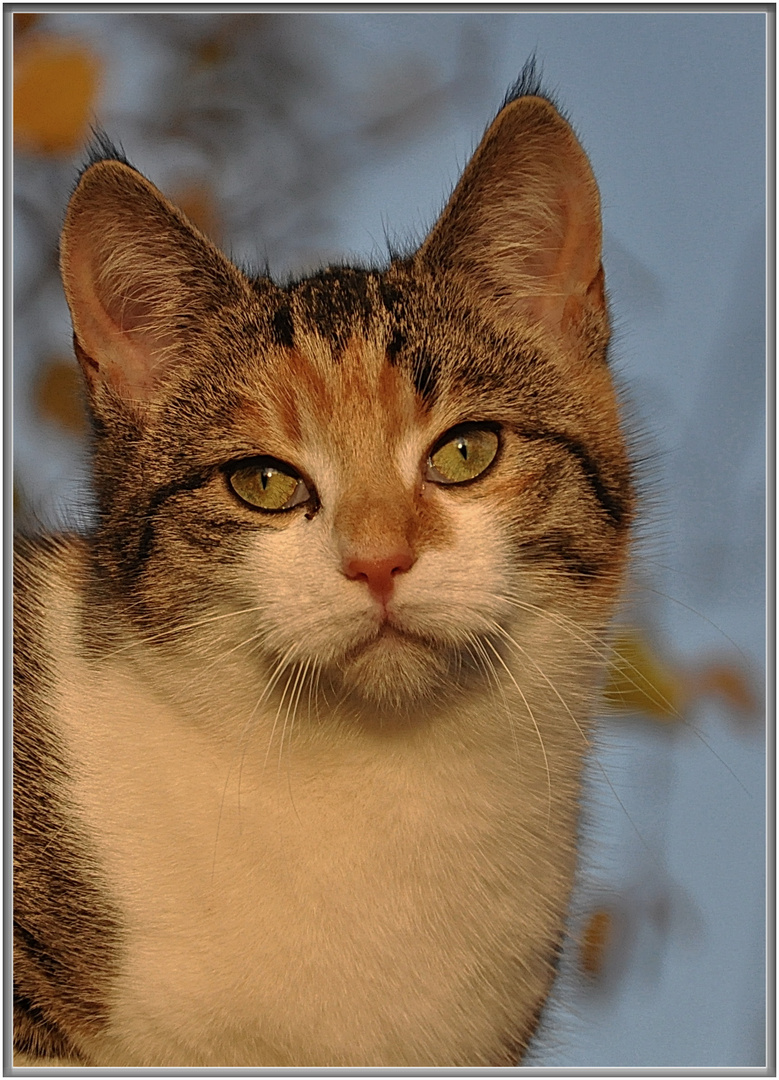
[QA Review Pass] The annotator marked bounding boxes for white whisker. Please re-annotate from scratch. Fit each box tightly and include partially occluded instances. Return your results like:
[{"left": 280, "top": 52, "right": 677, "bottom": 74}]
[
  {"left": 476, "top": 631, "right": 552, "bottom": 826},
  {"left": 497, "top": 591, "right": 749, "bottom": 791},
  {"left": 278, "top": 659, "right": 310, "bottom": 823},
  {"left": 498, "top": 592, "right": 681, "bottom": 718},
  {"left": 101, "top": 603, "right": 268, "bottom": 661},
  {"left": 464, "top": 631, "right": 523, "bottom": 778}
]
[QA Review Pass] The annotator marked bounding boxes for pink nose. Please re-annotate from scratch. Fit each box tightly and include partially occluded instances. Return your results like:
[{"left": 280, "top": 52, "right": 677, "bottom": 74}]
[{"left": 343, "top": 549, "right": 415, "bottom": 604}]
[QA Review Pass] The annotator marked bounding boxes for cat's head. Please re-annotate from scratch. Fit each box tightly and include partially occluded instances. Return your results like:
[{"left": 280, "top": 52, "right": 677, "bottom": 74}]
[{"left": 59, "top": 88, "right": 632, "bottom": 713}]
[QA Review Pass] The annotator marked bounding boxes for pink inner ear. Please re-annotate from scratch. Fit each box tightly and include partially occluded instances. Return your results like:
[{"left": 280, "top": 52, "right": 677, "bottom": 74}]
[
  {"left": 66, "top": 243, "right": 166, "bottom": 404},
  {"left": 525, "top": 180, "right": 603, "bottom": 334}
]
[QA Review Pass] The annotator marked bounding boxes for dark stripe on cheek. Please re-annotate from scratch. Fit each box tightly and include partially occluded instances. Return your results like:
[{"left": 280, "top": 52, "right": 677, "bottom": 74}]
[
  {"left": 554, "top": 434, "right": 630, "bottom": 527},
  {"left": 134, "top": 471, "right": 214, "bottom": 569},
  {"left": 517, "top": 428, "right": 631, "bottom": 528},
  {"left": 517, "top": 531, "right": 605, "bottom": 580}
]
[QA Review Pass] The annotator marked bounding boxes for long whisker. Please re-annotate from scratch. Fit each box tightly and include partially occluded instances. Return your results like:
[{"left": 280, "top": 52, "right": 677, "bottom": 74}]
[
  {"left": 306, "top": 657, "right": 320, "bottom": 725},
  {"left": 488, "top": 619, "right": 591, "bottom": 749},
  {"left": 641, "top": 584, "right": 753, "bottom": 666},
  {"left": 478, "top": 632, "right": 552, "bottom": 826},
  {"left": 261, "top": 656, "right": 301, "bottom": 775},
  {"left": 483, "top": 616, "right": 667, "bottom": 864},
  {"left": 278, "top": 659, "right": 310, "bottom": 823},
  {"left": 196, "top": 630, "right": 266, "bottom": 682},
  {"left": 102, "top": 603, "right": 268, "bottom": 661},
  {"left": 463, "top": 631, "right": 523, "bottom": 778},
  {"left": 498, "top": 592, "right": 681, "bottom": 719}
]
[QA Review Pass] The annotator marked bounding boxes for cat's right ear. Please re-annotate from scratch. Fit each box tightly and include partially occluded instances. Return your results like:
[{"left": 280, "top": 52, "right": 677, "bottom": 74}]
[{"left": 60, "top": 158, "right": 254, "bottom": 414}]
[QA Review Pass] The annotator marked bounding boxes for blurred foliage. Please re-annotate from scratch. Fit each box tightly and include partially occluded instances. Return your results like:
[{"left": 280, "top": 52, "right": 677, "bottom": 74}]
[
  {"left": 14, "top": 32, "right": 102, "bottom": 155},
  {"left": 605, "top": 629, "right": 759, "bottom": 731},
  {"left": 577, "top": 880, "right": 704, "bottom": 990},
  {"left": 580, "top": 907, "right": 615, "bottom": 978},
  {"left": 605, "top": 630, "right": 685, "bottom": 721},
  {"left": 34, "top": 357, "right": 87, "bottom": 435}
]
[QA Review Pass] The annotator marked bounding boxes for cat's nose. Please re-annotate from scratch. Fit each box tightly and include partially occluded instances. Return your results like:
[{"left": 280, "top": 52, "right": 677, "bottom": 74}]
[{"left": 342, "top": 549, "right": 415, "bottom": 605}]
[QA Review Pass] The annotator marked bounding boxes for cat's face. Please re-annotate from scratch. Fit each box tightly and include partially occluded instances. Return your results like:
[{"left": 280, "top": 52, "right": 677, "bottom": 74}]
[
  {"left": 61, "top": 97, "right": 633, "bottom": 714},
  {"left": 224, "top": 338, "right": 503, "bottom": 706}
]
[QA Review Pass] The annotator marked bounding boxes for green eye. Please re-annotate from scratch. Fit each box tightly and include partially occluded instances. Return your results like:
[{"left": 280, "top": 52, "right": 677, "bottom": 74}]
[
  {"left": 228, "top": 459, "right": 310, "bottom": 511},
  {"left": 427, "top": 426, "right": 499, "bottom": 485}
]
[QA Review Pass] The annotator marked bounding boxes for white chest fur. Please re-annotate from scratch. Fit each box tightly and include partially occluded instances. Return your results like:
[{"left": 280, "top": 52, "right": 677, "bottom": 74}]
[{"left": 57, "top": 643, "right": 580, "bottom": 1068}]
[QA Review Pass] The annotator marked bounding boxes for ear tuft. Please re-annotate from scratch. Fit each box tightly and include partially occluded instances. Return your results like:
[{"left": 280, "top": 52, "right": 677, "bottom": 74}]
[
  {"left": 79, "top": 129, "right": 134, "bottom": 175},
  {"left": 500, "top": 54, "right": 548, "bottom": 110}
]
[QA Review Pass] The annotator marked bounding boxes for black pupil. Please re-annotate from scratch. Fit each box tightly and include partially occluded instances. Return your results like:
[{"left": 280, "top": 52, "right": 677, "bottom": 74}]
[
  {"left": 457, "top": 438, "right": 468, "bottom": 460},
  {"left": 261, "top": 469, "right": 273, "bottom": 489}
]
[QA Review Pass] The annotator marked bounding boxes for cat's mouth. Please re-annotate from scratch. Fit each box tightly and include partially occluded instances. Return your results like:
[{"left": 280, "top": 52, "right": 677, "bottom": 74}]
[
  {"left": 349, "top": 618, "right": 427, "bottom": 654},
  {"left": 332, "top": 618, "right": 454, "bottom": 708},
  {"left": 374, "top": 620, "right": 409, "bottom": 640}
]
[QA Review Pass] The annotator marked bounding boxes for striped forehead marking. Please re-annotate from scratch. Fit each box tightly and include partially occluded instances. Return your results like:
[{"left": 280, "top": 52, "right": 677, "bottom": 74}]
[
  {"left": 279, "top": 268, "right": 379, "bottom": 355},
  {"left": 230, "top": 333, "right": 444, "bottom": 501},
  {"left": 268, "top": 275, "right": 441, "bottom": 406}
]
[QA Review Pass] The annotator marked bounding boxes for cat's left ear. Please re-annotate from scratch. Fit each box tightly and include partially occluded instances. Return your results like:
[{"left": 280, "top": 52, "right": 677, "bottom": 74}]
[
  {"left": 418, "top": 94, "right": 605, "bottom": 350},
  {"left": 60, "top": 156, "right": 256, "bottom": 413}
]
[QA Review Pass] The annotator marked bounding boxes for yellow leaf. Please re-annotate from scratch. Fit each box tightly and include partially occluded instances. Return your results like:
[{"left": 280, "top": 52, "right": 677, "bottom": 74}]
[
  {"left": 14, "top": 37, "right": 102, "bottom": 155},
  {"left": 604, "top": 630, "right": 685, "bottom": 721},
  {"left": 35, "top": 358, "right": 87, "bottom": 435}
]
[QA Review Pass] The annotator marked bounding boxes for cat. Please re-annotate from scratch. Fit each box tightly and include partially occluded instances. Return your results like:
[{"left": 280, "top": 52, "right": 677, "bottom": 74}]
[{"left": 13, "top": 67, "right": 633, "bottom": 1067}]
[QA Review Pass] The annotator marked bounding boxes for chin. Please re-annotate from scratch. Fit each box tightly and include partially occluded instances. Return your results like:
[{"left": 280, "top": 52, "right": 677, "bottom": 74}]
[{"left": 335, "top": 629, "right": 453, "bottom": 711}]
